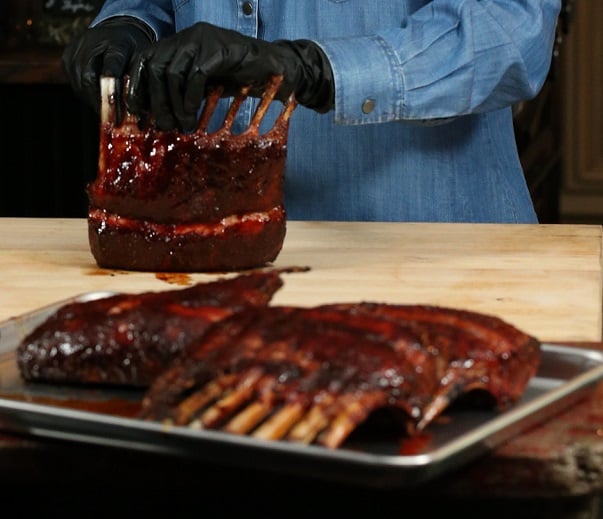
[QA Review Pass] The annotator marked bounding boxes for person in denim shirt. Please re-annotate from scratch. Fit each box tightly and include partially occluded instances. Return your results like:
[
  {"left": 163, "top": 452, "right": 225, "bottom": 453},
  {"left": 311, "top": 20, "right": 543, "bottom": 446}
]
[{"left": 63, "top": 0, "right": 561, "bottom": 223}]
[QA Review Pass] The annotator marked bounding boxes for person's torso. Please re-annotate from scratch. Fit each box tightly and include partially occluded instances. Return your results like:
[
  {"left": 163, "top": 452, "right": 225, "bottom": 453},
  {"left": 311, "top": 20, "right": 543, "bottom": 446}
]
[{"left": 172, "top": 0, "right": 428, "bottom": 38}]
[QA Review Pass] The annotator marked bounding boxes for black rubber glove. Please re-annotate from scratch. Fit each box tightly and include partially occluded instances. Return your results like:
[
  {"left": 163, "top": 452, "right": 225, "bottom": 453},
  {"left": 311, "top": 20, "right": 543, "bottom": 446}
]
[
  {"left": 126, "top": 22, "right": 335, "bottom": 132},
  {"left": 62, "top": 16, "right": 155, "bottom": 115}
]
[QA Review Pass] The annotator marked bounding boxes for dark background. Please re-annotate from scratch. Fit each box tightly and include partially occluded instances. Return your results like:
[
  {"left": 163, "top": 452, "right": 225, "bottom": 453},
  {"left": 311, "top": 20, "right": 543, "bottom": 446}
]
[{"left": 0, "top": 83, "right": 98, "bottom": 217}]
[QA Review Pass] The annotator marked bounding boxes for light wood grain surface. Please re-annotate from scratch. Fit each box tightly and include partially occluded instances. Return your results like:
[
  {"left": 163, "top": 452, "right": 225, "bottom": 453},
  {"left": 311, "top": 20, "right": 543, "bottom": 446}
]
[{"left": 0, "top": 218, "right": 601, "bottom": 342}]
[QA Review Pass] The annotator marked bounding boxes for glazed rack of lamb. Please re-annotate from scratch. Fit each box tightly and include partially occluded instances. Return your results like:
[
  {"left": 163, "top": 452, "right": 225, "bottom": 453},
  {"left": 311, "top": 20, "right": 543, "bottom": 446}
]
[
  {"left": 16, "top": 269, "right": 541, "bottom": 450},
  {"left": 87, "top": 75, "right": 295, "bottom": 272}
]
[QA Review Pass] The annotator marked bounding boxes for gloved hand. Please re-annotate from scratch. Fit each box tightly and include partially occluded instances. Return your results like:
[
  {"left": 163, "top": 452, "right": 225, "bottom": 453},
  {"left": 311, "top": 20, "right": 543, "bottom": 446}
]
[
  {"left": 62, "top": 16, "right": 155, "bottom": 114},
  {"left": 126, "top": 22, "right": 335, "bottom": 132}
]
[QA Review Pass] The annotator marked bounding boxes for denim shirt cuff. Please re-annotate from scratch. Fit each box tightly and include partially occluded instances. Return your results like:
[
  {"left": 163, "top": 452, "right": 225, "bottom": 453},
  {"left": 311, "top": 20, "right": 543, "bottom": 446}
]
[
  {"left": 92, "top": 8, "right": 174, "bottom": 40},
  {"left": 318, "top": 35, "right": 404, "bottom": 126}
]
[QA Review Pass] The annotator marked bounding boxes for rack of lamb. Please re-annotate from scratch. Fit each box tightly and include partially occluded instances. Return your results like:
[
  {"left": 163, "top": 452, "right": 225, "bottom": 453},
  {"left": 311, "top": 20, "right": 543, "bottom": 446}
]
[{"left": 87, "top": 76, "right": 295, "bottom": 272}]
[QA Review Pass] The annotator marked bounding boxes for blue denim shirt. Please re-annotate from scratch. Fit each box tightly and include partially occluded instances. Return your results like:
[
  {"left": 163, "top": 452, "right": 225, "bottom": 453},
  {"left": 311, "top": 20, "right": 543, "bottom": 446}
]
[{"left": 93, "top": 0, "right": 561, "bottom": 223}]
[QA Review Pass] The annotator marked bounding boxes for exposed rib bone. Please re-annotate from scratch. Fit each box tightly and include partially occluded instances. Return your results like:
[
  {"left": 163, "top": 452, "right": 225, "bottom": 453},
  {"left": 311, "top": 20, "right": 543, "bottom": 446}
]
[
  {"left": 100, "top": 76, "right": 140, "bottom": 133},
  {"left": 224, "top": 400, "right": 274, "bottom": 435},
  {"left": 220, "top": 86, "right": 250, "bottom": 133},
  {"left": 196, "top": 85, "right": 223, "bottom": 133},
  {"left": 172, "top": 374, "right": 237, "bottom": 426},
  {"left": 199, "top": 368, "right": 265, "bottom": 427},
  {"left": 252, "top": 402, "right": 305, "bottom": 441},
  {"left": 318, "top": 392, "right": 387, "bottom": 449},
  {"left": 99, "top": 74, "right": 294, "bottom": 140},
  {"left": 246, "top": 75, "right": 280, "bottom": 133},
  {"left": 279, "top": 93, "right": 296, "bottom": 125},
  {"left": 286, "top": 394, "right": 335, "bottom": 444},
  {"left": 100, "top": 76, "right": 116, "bottom": 126},
  {"left": 248, "top": 76, "right": 296, "bottom": 135}
]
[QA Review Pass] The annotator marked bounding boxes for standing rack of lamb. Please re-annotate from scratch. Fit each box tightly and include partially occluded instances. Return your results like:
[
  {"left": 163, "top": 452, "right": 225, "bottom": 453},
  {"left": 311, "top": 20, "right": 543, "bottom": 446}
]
[{"left": 87, "top": 75, "right": 296, "bottom": 272}]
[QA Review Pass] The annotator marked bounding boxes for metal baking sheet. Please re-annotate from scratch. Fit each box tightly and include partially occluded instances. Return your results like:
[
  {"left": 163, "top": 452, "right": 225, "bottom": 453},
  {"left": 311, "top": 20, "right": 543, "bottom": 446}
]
[{"left": 1, "top": 292, "right": 603, "bottom": 488}]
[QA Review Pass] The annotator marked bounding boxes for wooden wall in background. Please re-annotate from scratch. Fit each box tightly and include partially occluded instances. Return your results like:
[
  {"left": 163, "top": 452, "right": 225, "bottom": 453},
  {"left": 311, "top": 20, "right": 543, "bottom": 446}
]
[{"left": 559, "top": 1, "right": 603, "bottom": 223}]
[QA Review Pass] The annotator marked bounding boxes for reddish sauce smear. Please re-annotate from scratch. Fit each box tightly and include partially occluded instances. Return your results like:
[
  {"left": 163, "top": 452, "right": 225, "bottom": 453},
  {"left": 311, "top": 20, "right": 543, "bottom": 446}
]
[
  {"left": 398, "top": 433, "right": 431, "bottom": 455},
  {"left": 85, "top": 268, "right": 121, "bottom": 277},
  {"left": 86, "top": 268, "right": 193, "bottom": 285},
  {"left": 155, "top": 272, "right": 193, "bottom": 286}
]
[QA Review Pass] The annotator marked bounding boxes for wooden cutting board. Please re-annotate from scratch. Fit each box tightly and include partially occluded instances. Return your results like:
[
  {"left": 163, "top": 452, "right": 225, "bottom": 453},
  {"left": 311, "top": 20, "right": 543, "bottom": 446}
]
[{"left": 0, "top": 218, "right": 601, "bottom": 342}]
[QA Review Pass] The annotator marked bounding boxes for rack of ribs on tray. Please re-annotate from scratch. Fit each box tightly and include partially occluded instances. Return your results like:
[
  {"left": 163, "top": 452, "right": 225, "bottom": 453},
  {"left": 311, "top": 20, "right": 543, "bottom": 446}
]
[
  {"left": 16, "top": 269, "right": 294, "bottom": 387},
  {"left": 15, "top": 270, "right": 541, "bottom": 449},
  {"left": 87, "top": 75, "right": 296, "bottom": 272},
  {"left": 138, "top": 301, "right": 540, "bottom": 448}
]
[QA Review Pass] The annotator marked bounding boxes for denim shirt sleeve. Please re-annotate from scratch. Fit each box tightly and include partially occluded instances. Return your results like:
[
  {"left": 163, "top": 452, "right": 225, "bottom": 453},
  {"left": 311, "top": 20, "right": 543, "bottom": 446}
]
[
  {"left": 91, "top": 0, "right": 175, "bottom": 40},
  {"left": 318, "top": 0, "right": 561, "bottom": 125}
]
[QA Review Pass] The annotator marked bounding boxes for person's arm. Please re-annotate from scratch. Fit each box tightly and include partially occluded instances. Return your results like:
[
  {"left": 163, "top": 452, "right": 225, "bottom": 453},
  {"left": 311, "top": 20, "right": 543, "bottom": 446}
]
[
  {"left": 318, "top": 0, "right": 561, "bottom": 125},
  {"left": 125, "top": 23, "right": 334, "bottom": 131},
  {"left": 62, "top": 0, "right": 175, "bottom": 114},
  {"left": 90, "top": 0, "right": 175, "bottom": 39}
]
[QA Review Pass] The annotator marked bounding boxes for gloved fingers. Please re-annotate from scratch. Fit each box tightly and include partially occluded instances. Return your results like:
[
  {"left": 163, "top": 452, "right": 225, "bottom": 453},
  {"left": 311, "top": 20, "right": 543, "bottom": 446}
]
[
  {"left": 61, "top": 17, "right": 156, "bottom": 117},
  {"left": 186, "top": 49, "right": 229, "bottom": 102},
  {"left": 167, "top": 45, "right": 201, "bottom": 132},
  {"left": 274, "top": 83, "right": 297, "bottom": 104},
  {"left": 79, "top": 55, "right": 103, "bottom": 113},
  {"left": 125, "top": 55, "right": 148, "bottom": 116},
  {"left": 63, "top": 39, "right": 105, "bottom": 114},
  {"left": 101, "top": 40, "right": 135, "bottom": 78},
  {"left": 146, "top": 52, "right": 178, "bottom": 131},
  {"left": 128, "top": 48, "right": 178, "bottom": 131},
  {"left": 183, "top": 67, "right": 205, "bottom": 112},
  {"left": 82, "top": 41, "right": 134, "bottom": 116},
  {"left": 125, "top": 22, "right": 330, "bottom": 129},
  {"left": 188, "top": 44, "right": 264, "bottom": 99}
]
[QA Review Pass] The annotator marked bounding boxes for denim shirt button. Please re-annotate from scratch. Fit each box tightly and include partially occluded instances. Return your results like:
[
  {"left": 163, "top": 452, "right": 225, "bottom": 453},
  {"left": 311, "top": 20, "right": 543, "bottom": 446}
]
[
  {"left": 361, "top": 98, "right": 375, "bottom": 114},
  {"left": 242, "top": 1, "right": 253, "bottom": 15}
]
